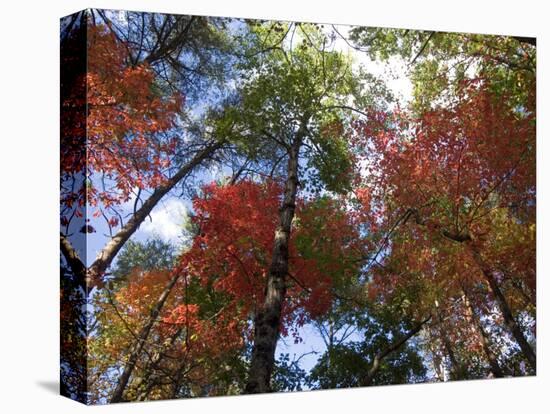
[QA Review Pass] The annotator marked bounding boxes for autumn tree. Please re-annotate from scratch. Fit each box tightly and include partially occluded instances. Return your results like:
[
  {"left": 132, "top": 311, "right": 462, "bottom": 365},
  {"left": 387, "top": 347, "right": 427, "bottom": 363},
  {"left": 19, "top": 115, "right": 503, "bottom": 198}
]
[
  {"left": 183, "top": 179, "right": 366, "bottom": 393},
  {"left": 204, "top": 21, "right": 390, "bottom": 393},
  {"left": 353, "top": 79, "right": 535, "bottom": 372},
  {"left": 91, "top": 179, "right": 365, "bottom": 401},
  {"left": 89, "top": 238, "right": 248, "bottom": 403},
  {"left": 60, "top": 11, "right": 236, "bottom": 403},
  {"left": 346, "top": 26, "right": 537, "bottom": 372},
  {"left": 60, "top": 12, "right": 233, "bottom": 290}
]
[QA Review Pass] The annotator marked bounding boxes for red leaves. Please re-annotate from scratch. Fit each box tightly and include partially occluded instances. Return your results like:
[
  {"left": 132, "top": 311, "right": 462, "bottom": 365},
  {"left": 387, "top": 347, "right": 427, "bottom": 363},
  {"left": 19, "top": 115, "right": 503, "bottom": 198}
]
[
  {"left": 101, "top": 268, "right": 244, "bottom": 377},
  {"left": 108, "top": 216, "right": 119, "bottom": 227},
  {"left": 356, "top": 79, "right": 534, "bottom": 237},
  {"left": 190, "top": 180, "right": 281, "bottom": 303},
  {"left": 61, "top": 25, "right": 184, "bottom": 215},
  {"left": 352, "top": 79, "right": 535, "bottom": 320},
  {"left": 179, "top": 180, "right": 361, "bottom": 336}
]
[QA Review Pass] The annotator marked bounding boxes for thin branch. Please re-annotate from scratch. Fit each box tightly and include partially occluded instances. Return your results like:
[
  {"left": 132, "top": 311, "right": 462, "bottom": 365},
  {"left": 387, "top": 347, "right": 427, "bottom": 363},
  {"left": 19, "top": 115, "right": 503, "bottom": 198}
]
[
  {"left": 409, "top": 31, "right": 435, "bottom": 66},
  {"left": 362, "top": 315, "right": 432, "bottom": 385},
  {"left": 323, "top": 105, "right": 370, "bottom": 118}
]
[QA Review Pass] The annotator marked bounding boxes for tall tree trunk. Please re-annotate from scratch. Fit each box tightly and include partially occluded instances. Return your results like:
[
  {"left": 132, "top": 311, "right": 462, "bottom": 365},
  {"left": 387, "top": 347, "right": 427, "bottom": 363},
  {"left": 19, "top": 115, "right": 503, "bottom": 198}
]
[
  {"left": 362, "top": 315, "right": 431, "bottom": 386},
  {"left": 468, "top": 244, "right": 536, "bottom": 372},
  {"left": 244, "top": 131, "right": 304, "bottom": 394},
  {"left": 462, "top": 289, "right": 505, "bottom": 378},
  {"left": 110, "top": 273, "right": 181, "bottom": 403}
]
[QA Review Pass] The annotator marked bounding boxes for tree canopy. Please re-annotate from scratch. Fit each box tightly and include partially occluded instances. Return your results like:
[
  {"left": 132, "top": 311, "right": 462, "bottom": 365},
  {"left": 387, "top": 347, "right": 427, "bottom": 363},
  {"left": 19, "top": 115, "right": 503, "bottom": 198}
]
[{"left": 60, "top": 10, "right": 536, "bottom": 404}]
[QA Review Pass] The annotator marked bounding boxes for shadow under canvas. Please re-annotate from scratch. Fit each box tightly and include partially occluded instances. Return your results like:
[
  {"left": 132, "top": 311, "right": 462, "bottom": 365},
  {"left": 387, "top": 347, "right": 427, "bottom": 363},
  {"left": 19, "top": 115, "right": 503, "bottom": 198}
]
[{"left": 37, "top": 380, "right": 59, "bottom": 395}]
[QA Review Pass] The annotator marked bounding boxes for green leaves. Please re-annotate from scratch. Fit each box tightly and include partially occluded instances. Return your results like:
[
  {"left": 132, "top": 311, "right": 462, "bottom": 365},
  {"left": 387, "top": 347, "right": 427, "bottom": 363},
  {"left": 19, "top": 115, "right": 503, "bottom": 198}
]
[
  {"left": 111, "top": 239, "right": 176, "bottom": 284},
  {"left": 309, "top": 131, "right": 353, "bottom": 194},
  {"left": 350, "top": 27, "right": 536, "bottom": 114},
  {"left": 308, "top": 305, "right": 427, "bottom": 389},
  {"left": 222, "top": 21, "right": 365, "bottom": 196}
]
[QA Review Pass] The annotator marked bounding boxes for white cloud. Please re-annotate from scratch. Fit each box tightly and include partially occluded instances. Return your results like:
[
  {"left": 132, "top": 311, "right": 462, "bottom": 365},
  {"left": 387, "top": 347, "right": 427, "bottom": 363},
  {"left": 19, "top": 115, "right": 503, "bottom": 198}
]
[{"left": 138, "top": 197, "right": 189, "bottom": 244}]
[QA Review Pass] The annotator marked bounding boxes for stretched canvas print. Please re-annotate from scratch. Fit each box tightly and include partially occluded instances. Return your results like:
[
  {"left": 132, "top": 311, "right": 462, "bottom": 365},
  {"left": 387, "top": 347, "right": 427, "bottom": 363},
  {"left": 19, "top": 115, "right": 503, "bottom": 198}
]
[{"left": 60, "top": 8, "right": 536, "bottom": 405}]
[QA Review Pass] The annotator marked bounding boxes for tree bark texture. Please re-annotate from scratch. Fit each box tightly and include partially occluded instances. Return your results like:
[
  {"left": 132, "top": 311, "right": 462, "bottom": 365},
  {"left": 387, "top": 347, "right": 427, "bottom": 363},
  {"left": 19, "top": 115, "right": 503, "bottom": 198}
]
[{"left": 244, "top": 130, "right": 304, "bottom": 394}]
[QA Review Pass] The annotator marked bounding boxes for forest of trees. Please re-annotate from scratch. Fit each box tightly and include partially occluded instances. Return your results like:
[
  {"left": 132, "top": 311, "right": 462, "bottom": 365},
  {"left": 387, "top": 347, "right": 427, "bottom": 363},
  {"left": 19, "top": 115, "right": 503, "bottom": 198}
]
[{"left": 60, "top": 9, "right": 536, "bottom": 404}]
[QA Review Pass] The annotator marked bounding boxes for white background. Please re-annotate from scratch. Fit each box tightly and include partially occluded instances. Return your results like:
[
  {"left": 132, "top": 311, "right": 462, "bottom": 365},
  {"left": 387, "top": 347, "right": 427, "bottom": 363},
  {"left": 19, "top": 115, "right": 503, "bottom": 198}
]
[{"left": 0, "top": 0, "right": 548, "bottom": 412}]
